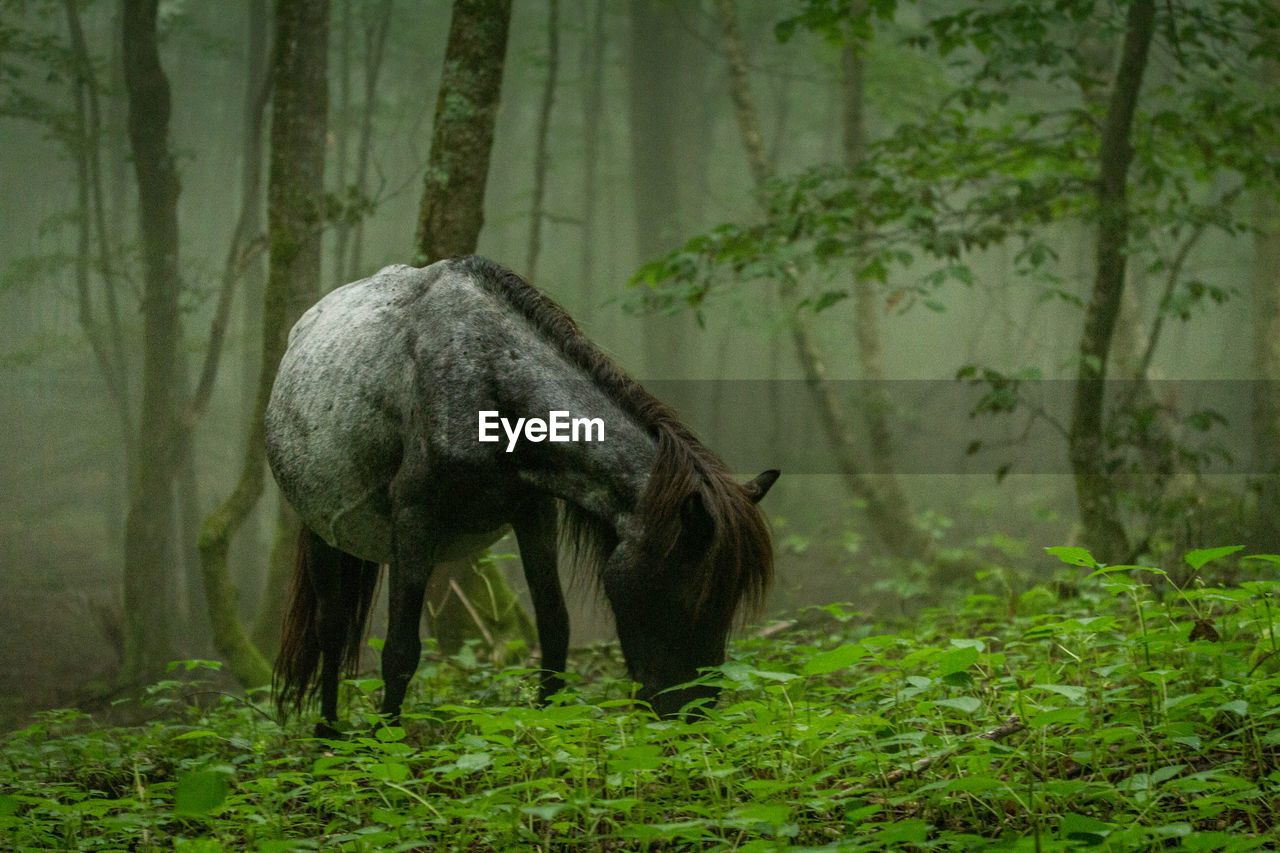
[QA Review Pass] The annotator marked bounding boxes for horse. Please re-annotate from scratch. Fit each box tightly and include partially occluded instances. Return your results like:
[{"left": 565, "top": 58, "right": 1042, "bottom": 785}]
[{"left": 266, "top": 255, "right": 778, "bottom": 735}]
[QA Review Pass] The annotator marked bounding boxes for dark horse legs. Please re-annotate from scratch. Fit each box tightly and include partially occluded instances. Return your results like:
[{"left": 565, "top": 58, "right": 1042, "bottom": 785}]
[
  {"left": 381, "top": 504, "right": 432, "bottom": 723},
  {"left": 513, "top": 496, "right": 569, "bottom": 703},
  {"left": 298, "top": 497, "right": 570, "bottom": 731}
]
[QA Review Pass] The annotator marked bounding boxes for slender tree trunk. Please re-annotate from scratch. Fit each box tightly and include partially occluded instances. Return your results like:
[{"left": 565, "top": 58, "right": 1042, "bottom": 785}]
[
  {"left": 65, "top": 0, "right": 134, "bottom": 545},
  {"left": 231, "top": 0, "right": 272, "bottom": 599},
  {"left": 1067, "top": 0, "right": 1156, "bottom": 564},
  {"left": 526, "top": 0, "right": 559, "bottom": 281},
  {"left": 198, "top": 0, "right": 330, "bottom": 688},
  {"left": 1251, "top": 15, "right": 1280, "bottom": 551},
  {"left": 332, "top": 0, "right": 353, "bottom": 289},
  {"left": 120, "top": 0, "right": 182, "bottom": 682},
  {"left": 347, "top": 0, "right": 393, "bottom": 281},
  {"left": 715, "top": 0, "right": 936, "bottom": 562},
  {"left": 628, "top": 0, "right": 687, "bottom": 376},
  {"left": 413, "top": 0, "right": 534, "bottom": 655},
  {"left": 843, "top": 41, "right": 907, "bottom": 500},
  {"left": 579, "top": 0, "right": 606, "bottom": 304}
]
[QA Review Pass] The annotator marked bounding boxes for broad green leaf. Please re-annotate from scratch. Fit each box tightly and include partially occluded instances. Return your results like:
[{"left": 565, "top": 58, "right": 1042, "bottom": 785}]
[
  {"left": 1032, "top": 683, "right": 1087, "bottom": 703},
  {"left": 371, "top": 761, "right": 409, "bottom": 783},
  {"left": 729, "top": 803, "right": 791, "bottom": 826},
  {"left": 1185, "top": 546, "right": 1243, "bottom": 570},
  {"left": 521, "top": 803, "right": 567, "bottom": 821},
  {"left": 1060, "top": 812, "right": 1112, "bottom": 841},
  {"left": 455, "top": 752, "right": 492, "bottom": 772},
  {"left": 0, "top": 795, "right": 16, "bottom": 816},
  {"left": 173, "top": 770, "right": 229, "bottom": 816},
  {"left": 801, "top": 643, "right": 867, "bottom": 675},
  {"left": 1029, "top": 706, "right": 1085, "bottom": 727},
  {"left": 1045, "top": 546, "right": 1096, "bottom": 568},
  {"left": 932, "top": 696, "right": 981, "bottom": 714},
  {"left": 937, "top": 645, "right": 979, "bottom": 676}
]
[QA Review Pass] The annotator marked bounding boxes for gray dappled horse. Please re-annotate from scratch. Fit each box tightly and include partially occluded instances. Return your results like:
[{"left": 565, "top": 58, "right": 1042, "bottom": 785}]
[{"left": 267, "top": 256, "right": 777, "bottom": 735}]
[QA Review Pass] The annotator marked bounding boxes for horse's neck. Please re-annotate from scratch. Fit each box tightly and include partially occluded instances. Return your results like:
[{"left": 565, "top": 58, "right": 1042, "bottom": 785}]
[{"left": 505, "top": 385, "right": 656, "bottom": 533}]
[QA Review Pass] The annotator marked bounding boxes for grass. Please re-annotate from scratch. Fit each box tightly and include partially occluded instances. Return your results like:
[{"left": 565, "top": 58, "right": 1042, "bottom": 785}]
[{"left": 2, "top": 546, "right": 1279, "bottom": 851}]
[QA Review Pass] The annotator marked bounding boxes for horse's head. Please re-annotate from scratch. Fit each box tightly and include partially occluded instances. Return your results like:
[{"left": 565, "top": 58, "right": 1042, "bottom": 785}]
[{"left": 604, "top": 468, "right": 779, "bottom": 717}]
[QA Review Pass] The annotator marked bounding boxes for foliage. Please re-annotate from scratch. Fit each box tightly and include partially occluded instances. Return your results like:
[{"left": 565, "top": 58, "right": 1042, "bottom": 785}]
[
  {"left": 636, "top": 0, "right": 1280, "bottom": 318},
  {"left": 4, "top": 547, "right": 1280, "bottom": 851}
]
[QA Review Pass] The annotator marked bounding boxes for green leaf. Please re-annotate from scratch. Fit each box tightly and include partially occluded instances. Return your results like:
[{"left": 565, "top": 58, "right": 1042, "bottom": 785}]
[
  {"left": 0, "top": 794, "right": 16, "bottom": 816},
  {"left": 1184, "top": 546, "right": 1243, "bottom": 570},
  {"left": 1029, "top": 706, "right": 1085, "bottom": 727},
  {"left": 173, "top": 770, "right": 229, "bottom": 816},
  {"left": 1033, "top": 683, "right": 1088, "bottom": 703},
  {"left": 522, "top": 803, "right": 567, "bottom": 821},
  {"left": 932, "top": 696, "right": 981, "bottom": 714},
  {"left": 729, "top": 802, "right": 791, "bottom": 826},
  {"left": 1045, "top": 546, "right": 1096, "bottom": 568},
  {"left": 455, "top": 752, "right": 492, "bottom": 772},
  {"left": 1061, "top": 812, "right": 1112, "bottom": 842},
  {"left": 801, "top": 643, "right": 867, "bottom": 675},
  {"left": 812, "top": 289, "right": 849, "bottom": 312},
  {"left": 936, "top": 645, "right": 979, "bottom": 676}
]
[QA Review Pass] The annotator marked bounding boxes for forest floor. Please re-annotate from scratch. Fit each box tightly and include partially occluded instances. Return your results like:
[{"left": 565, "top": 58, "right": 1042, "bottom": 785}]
[{"left": 1, "top": 546, "right": 1278, "bottom": 851}]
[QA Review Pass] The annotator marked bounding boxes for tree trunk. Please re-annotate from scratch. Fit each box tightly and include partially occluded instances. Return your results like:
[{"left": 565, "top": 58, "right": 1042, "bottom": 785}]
[
  {"left": 335, "top": 0, "right": 389, "bottom": 284},
  {"left": 230, "top": 0, "right": 272, "bottom": 600},
  {"left": 628, "top": 0, "right": 692, "bottom": 377},
  {"left": 413, "top": 0, "right": 534, "bottom": 656},
  {"left": 1251, "top": 16, "right": 1280, "bottom": 551},
  {"left": 414, "top": 0, "right": 512, "bottom": 265},
  {"left": 715, "top": 0, "right": 937, "bottom": 563},
  {"left": 842, "top": 40, "right": 915, "bottom": 526},
  {"left": 197, "top": 0, "right": 330, "bottom": 688},
  {"left": 120, "top": 0, "right": 182, "bottom": 682},
  {"left": 332, "top": 0, "right": 353, "bottom": 288},
  {"left": 525, "top": 0, "right": 560, "bottom": 281},
  {"left": 1067, "top": 0, "right": 1156, "bottom": 564},
  {"left": 579, "top": 0, "right": 606, "bottom": 304},
  {"left": 346, "top": 0, "right": 393, "bottom": 281}
]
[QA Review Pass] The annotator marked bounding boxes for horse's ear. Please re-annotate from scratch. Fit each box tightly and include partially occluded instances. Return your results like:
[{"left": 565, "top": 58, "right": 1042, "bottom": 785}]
[{"left": 743, "top": 469, "right": 780, "bottom": 503}]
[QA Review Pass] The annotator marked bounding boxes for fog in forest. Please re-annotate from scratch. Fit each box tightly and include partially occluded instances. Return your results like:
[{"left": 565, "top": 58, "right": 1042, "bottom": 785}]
[{"left": 1, "top": 0, "right": 1276, "bottom": 727}]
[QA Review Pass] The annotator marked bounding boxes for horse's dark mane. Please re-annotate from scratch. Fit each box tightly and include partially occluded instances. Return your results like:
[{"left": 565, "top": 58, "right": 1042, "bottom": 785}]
[{"left": 455, "top": 255, "right": 773, "bottom": 629}]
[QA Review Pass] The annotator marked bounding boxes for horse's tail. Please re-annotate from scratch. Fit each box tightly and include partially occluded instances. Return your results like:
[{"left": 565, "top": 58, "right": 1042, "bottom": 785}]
[{"left": 273, "top": 527, "right": 380, "bottom": 717}]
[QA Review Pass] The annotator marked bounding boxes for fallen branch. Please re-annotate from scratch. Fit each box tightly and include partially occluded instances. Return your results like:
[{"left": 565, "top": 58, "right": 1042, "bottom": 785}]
[{"left": 883, "top": 714, "right": 1026, "bottom": 785}]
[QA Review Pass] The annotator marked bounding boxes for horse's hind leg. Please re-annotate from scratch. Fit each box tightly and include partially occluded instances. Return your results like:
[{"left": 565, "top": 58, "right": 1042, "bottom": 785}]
[
  {"left": 380, "top": 504, "right": 433, "bottom": 723},
  {"left": 306, "top": 531, "right": 348, "bottom": 737},
  {"left": 512, "top": 496, "right": 568, "bottom": 703}
]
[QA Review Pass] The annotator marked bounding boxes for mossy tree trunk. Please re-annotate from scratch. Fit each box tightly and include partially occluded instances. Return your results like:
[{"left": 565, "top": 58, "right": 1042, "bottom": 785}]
[
  {"left": 120, "top": 0, "right": 181, "bottom": 683},
  {"left": 1067, "top": 0, "right": 1156, "bottom": 565},
  {"left": 197, "top": 0, "right": 330, "bottom": 689},
  {"left": 1251, "top": 11, "right": 1280, "bottom": 552},
  {"left": 413, "top": 0, "right": 535, "bottom": 657}
]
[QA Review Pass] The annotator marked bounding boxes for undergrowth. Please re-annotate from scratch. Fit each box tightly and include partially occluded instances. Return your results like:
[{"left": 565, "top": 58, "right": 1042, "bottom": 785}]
[{"left": 2, "top": 546, "right": 1279, "bottom": 851}]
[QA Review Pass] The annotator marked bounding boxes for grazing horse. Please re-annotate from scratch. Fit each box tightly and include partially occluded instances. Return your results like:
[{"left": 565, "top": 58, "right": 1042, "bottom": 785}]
[{"left": 267, "top": 256, "right": 777, "bottom": 734}]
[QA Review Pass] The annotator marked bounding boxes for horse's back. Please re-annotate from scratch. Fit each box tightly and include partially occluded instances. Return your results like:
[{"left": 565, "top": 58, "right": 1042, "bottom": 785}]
[{"left": 266, "top": 262, "right": 448, "bottom": 562}]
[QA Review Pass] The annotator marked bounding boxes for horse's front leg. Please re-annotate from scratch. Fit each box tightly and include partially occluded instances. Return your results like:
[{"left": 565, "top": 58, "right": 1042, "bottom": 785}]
[
  {"left": 512, "top": 496, "right": 568, "bottom": 704},
  {"left": 381, "top": 504, "right": 433, "bottom": 725}
]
